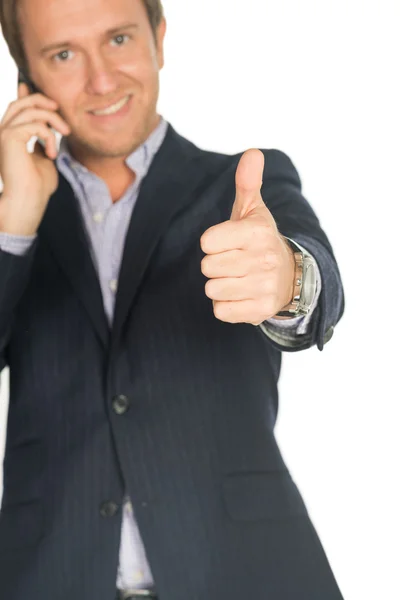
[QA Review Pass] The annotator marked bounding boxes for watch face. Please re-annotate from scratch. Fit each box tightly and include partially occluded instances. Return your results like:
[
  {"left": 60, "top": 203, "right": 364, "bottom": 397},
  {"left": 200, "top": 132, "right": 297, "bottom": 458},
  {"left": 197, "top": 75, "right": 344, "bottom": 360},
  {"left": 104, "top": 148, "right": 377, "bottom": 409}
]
[{"left": 302, "top": 262, "right": 317, "bottom": 306}]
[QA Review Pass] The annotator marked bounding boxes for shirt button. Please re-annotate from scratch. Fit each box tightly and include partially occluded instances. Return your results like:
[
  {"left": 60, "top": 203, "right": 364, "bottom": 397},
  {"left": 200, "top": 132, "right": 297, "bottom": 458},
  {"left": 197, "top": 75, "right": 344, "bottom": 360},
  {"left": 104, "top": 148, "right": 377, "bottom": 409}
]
[
  {"left": 112, "top": 394, "right": 130, "bottom": 415},
  {"left": 93, "top": 212, "right": 104, "bottom": 223},
  {"left": 100, "top": 501, "right": 119, "bottom": 517},
  {"left": 109, "top": 279, "right": 118, "bottom": 292}
]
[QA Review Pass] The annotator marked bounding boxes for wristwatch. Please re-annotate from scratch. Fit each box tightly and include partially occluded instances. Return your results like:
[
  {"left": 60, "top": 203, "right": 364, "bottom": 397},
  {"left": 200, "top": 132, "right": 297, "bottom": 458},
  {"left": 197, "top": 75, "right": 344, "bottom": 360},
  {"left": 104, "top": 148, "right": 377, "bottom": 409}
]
[{"left": 274, "top": 237, "right": 318, "bottom": 319}]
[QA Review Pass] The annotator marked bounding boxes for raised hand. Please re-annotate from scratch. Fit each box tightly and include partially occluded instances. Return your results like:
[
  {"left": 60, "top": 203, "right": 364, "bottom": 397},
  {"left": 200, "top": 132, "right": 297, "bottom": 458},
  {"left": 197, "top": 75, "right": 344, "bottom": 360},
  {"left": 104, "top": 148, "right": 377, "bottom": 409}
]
[{"left": 200, "top": 149, "right": 295, "bottom": 325}]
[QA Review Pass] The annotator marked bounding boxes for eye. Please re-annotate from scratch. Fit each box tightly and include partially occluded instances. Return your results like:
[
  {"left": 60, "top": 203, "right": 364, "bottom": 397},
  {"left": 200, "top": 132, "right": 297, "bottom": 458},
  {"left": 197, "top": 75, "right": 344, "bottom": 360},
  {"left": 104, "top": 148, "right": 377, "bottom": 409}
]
[
  {"left": 52, "top": 49, "right": 73, "bottom": 63},
  {"left": 111, "top": 34, "right": 131, "bottom": 46}
]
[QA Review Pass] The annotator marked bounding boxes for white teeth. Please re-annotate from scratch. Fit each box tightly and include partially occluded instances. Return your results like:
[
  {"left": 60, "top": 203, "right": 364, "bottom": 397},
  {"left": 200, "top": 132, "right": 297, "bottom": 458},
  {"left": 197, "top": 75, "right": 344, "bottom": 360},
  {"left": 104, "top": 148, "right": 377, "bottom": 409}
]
[{"left": 92, "top": 96, "right": 129, "bottom": 116}]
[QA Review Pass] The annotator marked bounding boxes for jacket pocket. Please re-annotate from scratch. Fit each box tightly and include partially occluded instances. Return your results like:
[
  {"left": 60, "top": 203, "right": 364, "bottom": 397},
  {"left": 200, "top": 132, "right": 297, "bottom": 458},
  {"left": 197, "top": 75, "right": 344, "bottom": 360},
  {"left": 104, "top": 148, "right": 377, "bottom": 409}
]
[
  {"left": 0, "top": 500, "right": 44, "bottom": 552},
  {"left": 222, "top": 470, "right": 309, "bottom": 522}
]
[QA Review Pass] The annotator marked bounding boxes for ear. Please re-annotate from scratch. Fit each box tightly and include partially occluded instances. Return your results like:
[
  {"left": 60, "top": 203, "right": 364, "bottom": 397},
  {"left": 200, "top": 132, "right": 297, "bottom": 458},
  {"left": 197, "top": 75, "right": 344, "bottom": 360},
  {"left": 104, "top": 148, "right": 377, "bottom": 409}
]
[{"left": 156, "top": 18, "right": 167, "bottom": 70}]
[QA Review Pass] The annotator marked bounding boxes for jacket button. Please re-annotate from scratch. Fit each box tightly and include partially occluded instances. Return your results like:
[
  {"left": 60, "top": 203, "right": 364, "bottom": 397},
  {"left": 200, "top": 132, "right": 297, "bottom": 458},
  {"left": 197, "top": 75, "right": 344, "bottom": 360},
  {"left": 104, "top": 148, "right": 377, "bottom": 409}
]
[
  {"left": 323, "top": 326, "right": 335, "bottom": 345},
  {"left": 100, "top": 501, "right": 119, "bottom": 517},
  {"left": 112, "top": 394, "right": 130, "bottom": 415}
]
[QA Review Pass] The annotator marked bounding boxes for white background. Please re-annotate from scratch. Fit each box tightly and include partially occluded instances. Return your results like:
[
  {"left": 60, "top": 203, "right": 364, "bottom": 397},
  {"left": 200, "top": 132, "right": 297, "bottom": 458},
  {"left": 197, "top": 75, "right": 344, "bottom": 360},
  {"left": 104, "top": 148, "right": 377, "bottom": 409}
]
[{"left": 1, "top": 1, "right": 399, "bottom": 598}]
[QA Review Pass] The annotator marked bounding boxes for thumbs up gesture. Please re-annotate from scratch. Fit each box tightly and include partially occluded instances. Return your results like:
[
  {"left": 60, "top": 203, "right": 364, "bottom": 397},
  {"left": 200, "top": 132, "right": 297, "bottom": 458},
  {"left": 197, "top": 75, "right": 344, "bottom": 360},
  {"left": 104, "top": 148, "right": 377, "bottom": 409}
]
[{"left": 200, "top": 149, "right": 295, "bottom": 326}]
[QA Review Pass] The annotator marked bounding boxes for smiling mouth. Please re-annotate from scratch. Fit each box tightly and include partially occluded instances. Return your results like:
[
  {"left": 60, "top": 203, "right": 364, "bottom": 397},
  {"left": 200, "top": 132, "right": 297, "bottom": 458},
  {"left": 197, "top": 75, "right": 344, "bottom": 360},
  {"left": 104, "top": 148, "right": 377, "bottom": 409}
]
[{"left": 89, "top": 95, "right": 131, "bottom": 116}]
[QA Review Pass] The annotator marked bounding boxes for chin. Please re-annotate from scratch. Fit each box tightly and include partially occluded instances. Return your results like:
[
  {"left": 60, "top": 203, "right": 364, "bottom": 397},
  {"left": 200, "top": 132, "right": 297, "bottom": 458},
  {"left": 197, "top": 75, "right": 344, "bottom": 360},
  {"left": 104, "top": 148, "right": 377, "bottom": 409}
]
[{"left": 100, "top": 139, "right": 141, "bottom": 158}]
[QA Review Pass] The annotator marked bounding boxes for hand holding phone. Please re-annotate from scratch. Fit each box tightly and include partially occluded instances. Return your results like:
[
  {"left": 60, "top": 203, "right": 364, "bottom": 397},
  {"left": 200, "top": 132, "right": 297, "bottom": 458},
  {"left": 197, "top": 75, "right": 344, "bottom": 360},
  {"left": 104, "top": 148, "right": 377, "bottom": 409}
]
[
  {"left": 17, "top": 70, "right": 61, "bottom": 154},
  {"left": 0, "top": 74, "right": 71, "bottom": 235}
]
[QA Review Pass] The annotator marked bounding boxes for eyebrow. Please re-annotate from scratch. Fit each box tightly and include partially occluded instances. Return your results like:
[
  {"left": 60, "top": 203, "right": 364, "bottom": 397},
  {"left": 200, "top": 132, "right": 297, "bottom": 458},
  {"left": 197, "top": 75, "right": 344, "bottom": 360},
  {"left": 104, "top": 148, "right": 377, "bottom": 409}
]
[{"left": 39, "top": 22, "right": 139, "bottom": 55}]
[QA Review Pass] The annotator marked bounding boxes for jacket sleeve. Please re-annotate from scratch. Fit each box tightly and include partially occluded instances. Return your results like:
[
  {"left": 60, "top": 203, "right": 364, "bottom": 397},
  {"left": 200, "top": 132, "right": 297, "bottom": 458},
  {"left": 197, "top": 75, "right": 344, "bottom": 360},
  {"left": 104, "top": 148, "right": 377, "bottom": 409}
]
[
  {"left": 257, "top": 149, "right": 345, "bottom": 352},
  {"left": 0, "top": 239, "right": 38, "bottom": 385}
]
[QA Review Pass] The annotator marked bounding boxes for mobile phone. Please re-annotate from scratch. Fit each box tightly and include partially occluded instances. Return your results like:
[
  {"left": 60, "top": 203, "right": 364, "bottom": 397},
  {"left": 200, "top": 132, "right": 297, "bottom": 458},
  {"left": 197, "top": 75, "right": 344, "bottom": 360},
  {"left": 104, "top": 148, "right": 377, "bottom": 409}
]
[
  {"left": 18, "top": 69, "right": 60, "bottom": 156},
  {"left": 18, "top": 68, "right": 41, "bottom": 94}
]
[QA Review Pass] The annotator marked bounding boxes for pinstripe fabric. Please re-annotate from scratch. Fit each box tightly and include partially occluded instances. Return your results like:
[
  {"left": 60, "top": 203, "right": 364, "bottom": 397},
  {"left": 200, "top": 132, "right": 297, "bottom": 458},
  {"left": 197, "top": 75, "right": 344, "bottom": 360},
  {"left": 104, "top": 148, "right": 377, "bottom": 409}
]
[
  {"left": 1, "top": 116, "right": 324, "bottom": 591},
  {"left": 55, "top": 118, "right": 168, "bottom": 591},
  {"left": 0, "top": 116, "right": 325, "bottom": 589},
  {"left": 0, "top": 122, "right": 345, "bottom": 600},
  {"left": 1, "top": 117, "right": 170, "bottom": 591}
]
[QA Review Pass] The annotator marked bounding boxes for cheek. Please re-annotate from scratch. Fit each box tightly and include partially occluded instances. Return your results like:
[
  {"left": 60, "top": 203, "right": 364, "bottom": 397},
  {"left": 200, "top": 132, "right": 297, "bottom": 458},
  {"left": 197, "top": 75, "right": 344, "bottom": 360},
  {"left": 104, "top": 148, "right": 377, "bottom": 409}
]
[
  {"left": 125, "top": 48, "right": 160, "bottom": 84},
  {"left": 134, "top": 71, "right": 160, "bottom": 110},
  {"left": 54, "top": 103, "right": 75, "bottom": 127}
]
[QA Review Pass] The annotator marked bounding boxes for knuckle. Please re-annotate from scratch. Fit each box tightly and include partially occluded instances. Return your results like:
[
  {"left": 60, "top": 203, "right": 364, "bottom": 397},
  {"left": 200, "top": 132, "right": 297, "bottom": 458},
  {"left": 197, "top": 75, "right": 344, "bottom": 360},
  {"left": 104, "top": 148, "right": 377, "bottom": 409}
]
[
  {"left": 205, "top": 280, "right": 214, "bottom": 298},
  {"left": 200, "top": 235, "right": 211, "bottom": 254},
  {"left": 201, "top": 256, "right": 210, "bottom": 275},
  {"left": 213, "top": 302, "right": 225, "bottom": 320}
]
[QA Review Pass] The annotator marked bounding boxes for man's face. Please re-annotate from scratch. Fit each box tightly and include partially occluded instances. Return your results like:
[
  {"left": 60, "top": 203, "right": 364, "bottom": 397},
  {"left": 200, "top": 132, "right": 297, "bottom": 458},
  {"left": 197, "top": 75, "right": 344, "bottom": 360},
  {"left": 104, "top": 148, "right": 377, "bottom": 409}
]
[{"left": 18, "top": 0, "right": 166, "bottom": 160}]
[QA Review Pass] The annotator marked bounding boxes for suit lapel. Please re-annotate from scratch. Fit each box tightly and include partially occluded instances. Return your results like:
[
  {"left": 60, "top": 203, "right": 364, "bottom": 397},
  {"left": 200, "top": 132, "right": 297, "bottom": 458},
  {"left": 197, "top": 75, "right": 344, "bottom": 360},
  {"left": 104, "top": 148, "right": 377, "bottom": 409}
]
[
  {"left": 39, "top": 170, "right": 110, "bottom": 350},
  {"left": 39, "top": 124, "right": 203, "bottom": 354},
  {"left": 110, "top": 124, "right": 203, "bottom": 355}
]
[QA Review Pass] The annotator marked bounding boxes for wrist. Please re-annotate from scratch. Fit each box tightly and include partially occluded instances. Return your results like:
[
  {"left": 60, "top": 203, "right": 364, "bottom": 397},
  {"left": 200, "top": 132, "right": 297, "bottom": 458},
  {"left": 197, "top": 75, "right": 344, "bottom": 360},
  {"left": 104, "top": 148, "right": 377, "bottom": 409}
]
[
  {"left": 0, "top": 219, "right": 38, "bottom": 237},
  {"left": 0, "top": 202, "right": 38, "bottom": 236}
]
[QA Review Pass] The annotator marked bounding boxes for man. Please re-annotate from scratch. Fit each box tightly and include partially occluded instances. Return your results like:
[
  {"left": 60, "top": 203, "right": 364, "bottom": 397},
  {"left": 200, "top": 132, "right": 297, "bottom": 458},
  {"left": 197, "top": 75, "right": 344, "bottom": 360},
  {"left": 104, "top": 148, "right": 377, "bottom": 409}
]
[{"left": 0, "top": 0, "right": 345, "bottom": 598}]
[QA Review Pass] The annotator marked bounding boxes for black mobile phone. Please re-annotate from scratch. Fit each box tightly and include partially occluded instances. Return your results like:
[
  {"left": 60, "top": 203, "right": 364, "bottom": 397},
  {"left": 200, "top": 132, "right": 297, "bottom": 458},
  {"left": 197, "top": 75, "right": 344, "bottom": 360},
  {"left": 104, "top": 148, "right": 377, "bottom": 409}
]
[
  {"left": 18, "top": 68, "right": 41, "bottom": 95},
  {"left": 18, "top": 69, "right": 59, "bottom": 156}
]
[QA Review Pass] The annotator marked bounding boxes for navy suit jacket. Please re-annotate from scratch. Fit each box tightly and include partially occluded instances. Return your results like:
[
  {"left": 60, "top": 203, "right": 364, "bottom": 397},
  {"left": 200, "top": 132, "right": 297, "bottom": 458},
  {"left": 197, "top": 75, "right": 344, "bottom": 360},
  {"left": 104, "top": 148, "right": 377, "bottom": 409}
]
[{"left": 0, "top": 124, "right": 345, "bottom": 599}]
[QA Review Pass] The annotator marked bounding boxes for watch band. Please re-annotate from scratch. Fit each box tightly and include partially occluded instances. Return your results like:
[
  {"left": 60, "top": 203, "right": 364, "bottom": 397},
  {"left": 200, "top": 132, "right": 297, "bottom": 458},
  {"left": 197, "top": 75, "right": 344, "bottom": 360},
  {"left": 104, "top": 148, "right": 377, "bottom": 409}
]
[{"left": 273, "top": 241, "right": 304, "bottom": 320}]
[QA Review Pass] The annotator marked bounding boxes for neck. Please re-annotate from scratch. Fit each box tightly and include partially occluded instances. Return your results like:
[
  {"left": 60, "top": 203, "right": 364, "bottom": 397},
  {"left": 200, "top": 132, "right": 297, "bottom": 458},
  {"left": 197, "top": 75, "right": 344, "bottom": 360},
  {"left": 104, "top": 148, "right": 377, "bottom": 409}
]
[{"left": 66, "top": 113, "right": 161, "bottom": 179}]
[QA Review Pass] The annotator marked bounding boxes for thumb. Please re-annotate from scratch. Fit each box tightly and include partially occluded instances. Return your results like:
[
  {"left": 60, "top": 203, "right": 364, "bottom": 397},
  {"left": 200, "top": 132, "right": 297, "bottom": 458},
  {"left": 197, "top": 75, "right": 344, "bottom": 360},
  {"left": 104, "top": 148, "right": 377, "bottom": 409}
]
[{"left": 231, "top": 148, "right": 265, "bottom": 221}]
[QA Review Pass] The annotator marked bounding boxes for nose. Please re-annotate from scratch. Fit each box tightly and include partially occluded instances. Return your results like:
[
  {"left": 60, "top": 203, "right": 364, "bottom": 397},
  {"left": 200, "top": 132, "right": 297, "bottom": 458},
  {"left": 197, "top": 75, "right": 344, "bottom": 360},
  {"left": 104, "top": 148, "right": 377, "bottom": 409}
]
[{"left": 85, "top": 56, "right": 120, "bottom": 97}]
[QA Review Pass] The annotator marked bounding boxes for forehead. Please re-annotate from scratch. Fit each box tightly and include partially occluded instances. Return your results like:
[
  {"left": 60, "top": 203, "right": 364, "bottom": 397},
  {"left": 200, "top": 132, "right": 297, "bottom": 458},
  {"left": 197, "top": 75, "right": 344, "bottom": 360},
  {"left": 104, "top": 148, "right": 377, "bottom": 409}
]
[{"left": 18, "top": 0, "right": 147, "bottom": 44}]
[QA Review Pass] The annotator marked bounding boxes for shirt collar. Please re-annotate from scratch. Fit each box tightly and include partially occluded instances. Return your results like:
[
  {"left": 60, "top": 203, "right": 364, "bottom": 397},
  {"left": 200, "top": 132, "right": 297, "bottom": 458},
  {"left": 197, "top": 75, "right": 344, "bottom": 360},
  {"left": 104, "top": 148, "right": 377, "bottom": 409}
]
[{"left": 57, "top": 115, "right": 168, "bottom": 181}]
